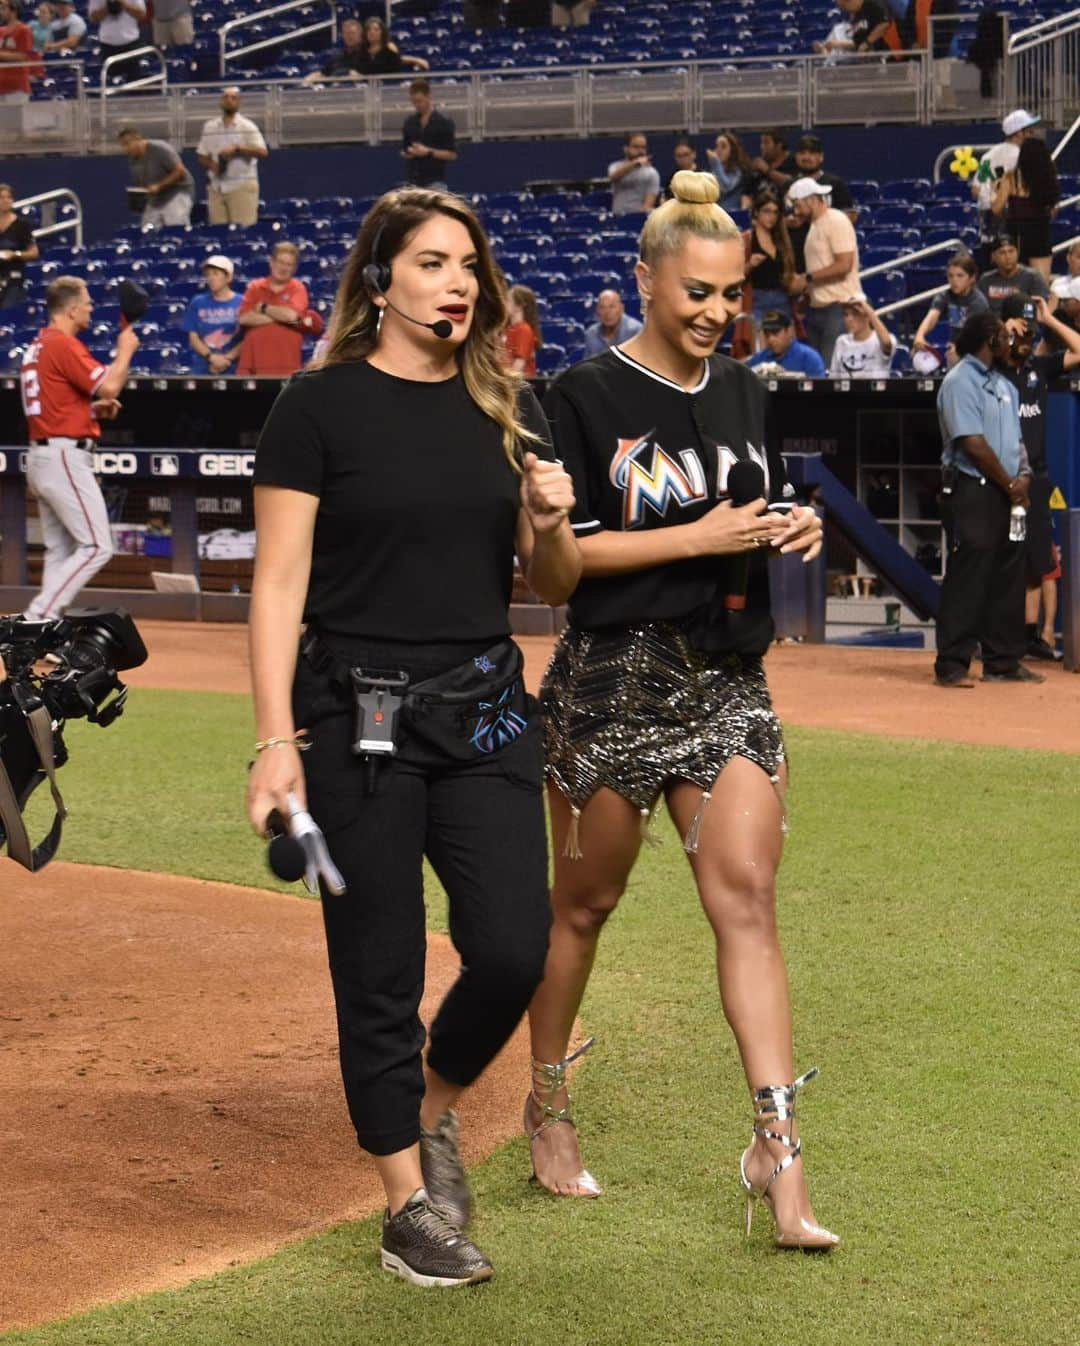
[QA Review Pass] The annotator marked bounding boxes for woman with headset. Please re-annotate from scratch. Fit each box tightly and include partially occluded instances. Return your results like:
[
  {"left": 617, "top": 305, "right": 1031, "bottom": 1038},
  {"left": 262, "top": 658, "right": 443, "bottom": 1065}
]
[
  {"left": 524, "top": 172, "right": 838, "bottom": 1252},
  {"left": 246, "top": 187, "right": 579, "bottom": 1287}
]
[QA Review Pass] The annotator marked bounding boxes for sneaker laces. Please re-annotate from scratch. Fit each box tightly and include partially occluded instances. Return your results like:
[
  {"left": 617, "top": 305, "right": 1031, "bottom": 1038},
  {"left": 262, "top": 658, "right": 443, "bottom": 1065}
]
[{"left": 409, "top": 1198, "right": 463, "bottom": 1247}]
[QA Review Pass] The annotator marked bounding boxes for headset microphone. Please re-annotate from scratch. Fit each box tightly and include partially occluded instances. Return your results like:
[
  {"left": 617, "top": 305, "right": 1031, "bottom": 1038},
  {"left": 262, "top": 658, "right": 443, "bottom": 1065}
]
[{"left": 361, "top": 226, "right": 454, "bottom": 340}]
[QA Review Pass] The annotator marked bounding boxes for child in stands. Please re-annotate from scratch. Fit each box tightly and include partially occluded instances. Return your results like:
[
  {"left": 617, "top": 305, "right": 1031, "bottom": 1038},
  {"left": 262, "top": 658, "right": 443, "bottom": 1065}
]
[{"left": 504, "top": 283, "right": 542, "bottom": 377}]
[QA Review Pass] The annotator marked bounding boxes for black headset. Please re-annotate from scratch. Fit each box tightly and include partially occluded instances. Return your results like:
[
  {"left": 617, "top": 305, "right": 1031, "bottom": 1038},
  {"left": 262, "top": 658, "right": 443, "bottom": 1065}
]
[{"left": 362, "top": 219, "right": 391, "bottom": 296}]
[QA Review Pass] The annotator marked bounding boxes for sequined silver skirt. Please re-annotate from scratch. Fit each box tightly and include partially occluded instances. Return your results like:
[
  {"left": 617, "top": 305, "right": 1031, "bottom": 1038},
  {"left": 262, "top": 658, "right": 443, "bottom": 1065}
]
[{"left": 539, "top": 622, "right": 785, "bottom": 820}]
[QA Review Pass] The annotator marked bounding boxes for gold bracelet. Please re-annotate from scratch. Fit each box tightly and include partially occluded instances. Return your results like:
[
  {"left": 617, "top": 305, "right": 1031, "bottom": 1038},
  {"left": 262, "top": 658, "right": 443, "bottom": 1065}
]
[{"left": 253, "top": 733, "right": 309, "bottom": 753}]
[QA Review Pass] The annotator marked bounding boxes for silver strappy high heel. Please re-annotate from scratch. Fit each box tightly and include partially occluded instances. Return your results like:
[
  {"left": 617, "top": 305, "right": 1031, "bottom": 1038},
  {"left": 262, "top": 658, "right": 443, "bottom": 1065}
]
[
  {"left": 739, "top": 1067, "right": 839, "bottom": 1250},
  {"left": 524, "top": 1036, "right": 602, "bottom": 1197}
]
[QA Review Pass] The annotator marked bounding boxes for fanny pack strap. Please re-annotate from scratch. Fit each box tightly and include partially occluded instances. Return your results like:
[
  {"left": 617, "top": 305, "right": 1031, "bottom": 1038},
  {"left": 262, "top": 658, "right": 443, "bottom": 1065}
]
[
  {"left": 0, "top": 705, "right": 67, "bottom": 871},
  {"left": 300, "top": 631, "right": 523, "bottom": 706}
]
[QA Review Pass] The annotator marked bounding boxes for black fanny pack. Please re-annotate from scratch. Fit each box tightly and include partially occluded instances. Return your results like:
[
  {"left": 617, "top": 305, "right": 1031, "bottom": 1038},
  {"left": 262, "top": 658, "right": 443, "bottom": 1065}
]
[{"left": 300, "top": 632, "right": 532, "bottom": 764}]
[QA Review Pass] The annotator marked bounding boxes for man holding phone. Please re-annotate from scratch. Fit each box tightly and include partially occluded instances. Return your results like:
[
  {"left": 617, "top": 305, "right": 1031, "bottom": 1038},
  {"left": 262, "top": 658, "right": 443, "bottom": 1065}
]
[{"left": 609, "top": 132, "right": 661, "bottom": 217}]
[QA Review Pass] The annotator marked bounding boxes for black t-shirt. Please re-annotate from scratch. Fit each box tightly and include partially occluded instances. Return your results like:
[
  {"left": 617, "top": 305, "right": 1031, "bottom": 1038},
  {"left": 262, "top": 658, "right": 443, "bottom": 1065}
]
[
  {"left": 852, "top": 0, "right": 891, "bottom": 49},
  {"left": 321, "top": 45, "right": 365, "bottom": 76},
  {"left": 1004, "top": 351, "right": 1065, "bottom": 473},
  {"left": 359, "top": 45, "right": 404, "bottom": 74},
  {"left": 254, "top": 361, "right": 551, "bottom": 641},
  {"left": 402, "top": 109, "right": 456, "bottom": 187},
  {"left": 546, "top": 347, "right": 792, "bottom": 655},
  {"left": 815, "top": 171, "right": 854, "bottom": 212},
  {"left": 0, "top": 215, "right": 34, "bottom": 287}
]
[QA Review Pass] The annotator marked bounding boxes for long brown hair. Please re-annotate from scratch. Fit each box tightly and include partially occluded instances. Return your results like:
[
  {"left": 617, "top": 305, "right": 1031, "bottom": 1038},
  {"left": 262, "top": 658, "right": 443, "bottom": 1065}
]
[
  {"left": 716, "top": 129, "right": 752, "bottom": 174},
  {"left": 751, "top": 190, "right": 795, "bottom": 289},
  {"left": 320, "top": 187, "right": 536, "bottom": 469},
  {"left": 509, "top": 283, "right": 543, "bottom": 349}
]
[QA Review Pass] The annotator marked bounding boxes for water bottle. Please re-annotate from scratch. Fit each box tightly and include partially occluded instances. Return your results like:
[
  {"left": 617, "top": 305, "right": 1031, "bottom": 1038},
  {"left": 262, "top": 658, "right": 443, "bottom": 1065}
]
[{"left": 1009, "top": 505, "right": 1026, "bottom": 543}]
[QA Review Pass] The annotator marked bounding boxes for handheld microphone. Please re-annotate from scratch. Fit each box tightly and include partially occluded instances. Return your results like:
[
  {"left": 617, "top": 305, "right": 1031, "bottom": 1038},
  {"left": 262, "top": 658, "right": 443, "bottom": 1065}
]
[
  {"left": 265, "top": 793, "right": 347, "bottom": 896},
  {"left": 723, "top": 459, "right": 767, "bottom": 613},
  {"left": 361, "top": 263, "right": 454, "bottom": 340}
]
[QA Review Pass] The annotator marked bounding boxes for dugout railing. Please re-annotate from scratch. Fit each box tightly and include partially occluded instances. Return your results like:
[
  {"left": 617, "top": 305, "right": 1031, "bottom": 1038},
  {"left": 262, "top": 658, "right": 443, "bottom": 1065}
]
[{"left": 2, "top": 377, "right": 1077, "bottom": 663}]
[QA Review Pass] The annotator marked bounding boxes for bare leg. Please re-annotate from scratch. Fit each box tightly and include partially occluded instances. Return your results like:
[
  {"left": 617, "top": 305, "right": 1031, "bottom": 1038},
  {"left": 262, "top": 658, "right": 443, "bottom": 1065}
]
[
  {"left": 525, "top": 784, "right": 641, "bottom": 1194},
  {"left": 420, "top": 1066, "right": 464, "bottom": 1132},
  {"left": 375, "top": 1145, "right": 425, "bottom": 1216},
  {"left": 666, "top": 758, "right": 832, "bottom": 1242},
  {"left": 1040, "top": 575, "right": 1057, "bottom": 646}
]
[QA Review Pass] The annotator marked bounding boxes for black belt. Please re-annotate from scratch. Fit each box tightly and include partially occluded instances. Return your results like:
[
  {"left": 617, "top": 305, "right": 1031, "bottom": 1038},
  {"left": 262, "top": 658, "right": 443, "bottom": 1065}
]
[{"left": 32, "top": 438, "right": 93, "bottom": 449}]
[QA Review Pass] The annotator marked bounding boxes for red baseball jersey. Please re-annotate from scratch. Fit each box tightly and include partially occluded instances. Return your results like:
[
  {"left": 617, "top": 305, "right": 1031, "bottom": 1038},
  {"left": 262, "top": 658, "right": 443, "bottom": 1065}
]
[
  {"left": 20, "top": 327, "right": 108, "bottom": 441},
  {"left": 0, "top": 21, "right": 34, "bottom": 96}
]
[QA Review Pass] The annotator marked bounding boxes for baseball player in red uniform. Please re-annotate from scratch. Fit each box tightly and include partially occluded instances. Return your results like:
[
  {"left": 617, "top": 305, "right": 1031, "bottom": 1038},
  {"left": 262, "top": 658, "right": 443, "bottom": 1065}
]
[{"left": 18, "top": 275, "right": 139, "bottom": 621}]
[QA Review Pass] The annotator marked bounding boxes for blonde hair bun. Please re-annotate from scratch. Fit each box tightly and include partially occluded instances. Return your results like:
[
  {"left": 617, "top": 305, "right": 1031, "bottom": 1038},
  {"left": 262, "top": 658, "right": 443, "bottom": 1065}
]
[{"left": 670, "top": 171, "right": 720, "bottom": 206}]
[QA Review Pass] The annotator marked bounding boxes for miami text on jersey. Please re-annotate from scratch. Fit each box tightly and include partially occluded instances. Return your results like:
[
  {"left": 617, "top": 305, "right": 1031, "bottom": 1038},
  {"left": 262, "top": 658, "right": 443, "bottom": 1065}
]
[{"left": 609, "top": 432, "right": 707, "bottom": 528}]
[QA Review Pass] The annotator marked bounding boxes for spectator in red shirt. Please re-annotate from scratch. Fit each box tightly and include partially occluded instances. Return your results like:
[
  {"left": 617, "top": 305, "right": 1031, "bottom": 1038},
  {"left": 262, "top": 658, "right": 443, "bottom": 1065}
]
[
  {"left": 0, "top": 0, "right": 35, "bottom": 104},
  {"left": 236, "top": 242, "right": 322, "bottom": 377},
  {"left": 503, "top": 283, "right": 541, "bottom": 378}
]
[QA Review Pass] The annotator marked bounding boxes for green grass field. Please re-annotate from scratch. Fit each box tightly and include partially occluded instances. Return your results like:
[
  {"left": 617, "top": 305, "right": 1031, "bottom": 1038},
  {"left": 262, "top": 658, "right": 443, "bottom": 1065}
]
[{"left": 5, "top": 688, "right": 1077, "bottom": 1345}]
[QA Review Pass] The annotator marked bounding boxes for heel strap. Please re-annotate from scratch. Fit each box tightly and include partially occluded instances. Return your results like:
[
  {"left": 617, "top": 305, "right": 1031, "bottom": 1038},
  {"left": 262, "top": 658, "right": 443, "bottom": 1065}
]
[
  {"left": 750, "top": 1066, "right": 819, "bottom": 1193},
  {"left": 528, "top": 1036, "right": 595, "bottom": 1139}
]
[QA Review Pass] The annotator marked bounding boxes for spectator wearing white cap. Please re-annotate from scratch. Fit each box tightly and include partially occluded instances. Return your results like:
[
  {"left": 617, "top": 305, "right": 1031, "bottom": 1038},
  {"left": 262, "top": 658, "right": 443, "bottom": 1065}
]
[
  {"left": 788, "top": 176, "right": 859, "bottom": 366},
  {"left": 973, "top": 109, "right": 1041, "bottom": 263},
  {"left": 182, "top": 255, "right": 243, "bottom": 374},
  {"left": 828, "top": 295, "right": 894, "bottom": 378},
  {"left": 196, "top": 86, "right": 267, "bottom": 227}
]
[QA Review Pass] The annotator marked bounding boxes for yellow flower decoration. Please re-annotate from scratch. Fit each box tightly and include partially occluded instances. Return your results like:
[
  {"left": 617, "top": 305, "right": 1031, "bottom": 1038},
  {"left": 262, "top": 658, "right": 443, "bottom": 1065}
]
[{"left": 949, "top": 147, "right": 979, "bottom": 180}]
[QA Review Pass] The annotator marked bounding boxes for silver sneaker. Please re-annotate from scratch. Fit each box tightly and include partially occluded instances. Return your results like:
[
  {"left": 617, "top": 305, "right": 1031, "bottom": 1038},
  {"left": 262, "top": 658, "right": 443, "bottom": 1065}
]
[
  {"left": 420, "top": 1109, "right": 471, "bottom": 1229},
  {"left": 380, "top": 1188, "right": 492, "bottom": 1288}
]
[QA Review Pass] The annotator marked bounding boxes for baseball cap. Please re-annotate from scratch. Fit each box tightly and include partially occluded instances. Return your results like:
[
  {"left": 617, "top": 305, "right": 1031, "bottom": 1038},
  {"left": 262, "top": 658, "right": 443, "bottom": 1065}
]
[
  {"left": 988, "top": 233, "right": 1018, "bottom": 252},
  {"left": 1002, "top": 109, "right": 1041, "bottom": 137},
  {"left": 911, "top": 347, "right": 943, "bottom": 375},
  {"left": 202, "top": 253, "right": 234, "bottom": 278},
  {"left": 1000, "top": 293, "right": 1037, "bottom": 327},
  {"left": 796, "top": 134, "right": 823, "bottom": 153},
  {"left": 1051, "top": 274, "right": 1080, "bottom": 301},
  {"left": 787, "top": 177, "right": 832, "bottom": 201},
  {"left": 760, "top": 309, "right": 793, "bottom": 332}
]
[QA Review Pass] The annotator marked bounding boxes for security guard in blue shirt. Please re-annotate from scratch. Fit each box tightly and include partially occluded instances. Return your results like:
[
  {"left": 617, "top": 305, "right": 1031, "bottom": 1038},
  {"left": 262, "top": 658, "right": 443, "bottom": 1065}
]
[{"left": 933, "top": 309, "right": 1044, "bottom": 687}]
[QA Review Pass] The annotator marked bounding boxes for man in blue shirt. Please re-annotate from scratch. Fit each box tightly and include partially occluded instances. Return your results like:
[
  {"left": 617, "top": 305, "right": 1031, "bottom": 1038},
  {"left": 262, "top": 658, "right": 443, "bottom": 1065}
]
[
  {"left": 933, "top": 309, "right": 1042, "bottom": 687},
  {"left": 583, "top": 289, "right": 642, "bottom": 358},
  {"left": 746, "top": 310, "right": 826, "bottom": 377},
  {"left": 181, "top": 254, "right": 242, "bottom": 374}
]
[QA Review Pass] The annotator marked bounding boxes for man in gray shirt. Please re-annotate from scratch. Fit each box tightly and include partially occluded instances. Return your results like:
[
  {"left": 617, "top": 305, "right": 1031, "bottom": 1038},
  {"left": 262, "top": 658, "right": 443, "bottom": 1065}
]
[
  {"left": 152, "top": 0, "right": 193, "bottom": 48},
  {"left": 117, "top": 122, "right": 194, "bottom": 229},
  {"left": 608, "top": 131, "right": 661, "bottom": 217},
  {"left": 977, "top": 234, "right": 1050, "bottom": 315}
]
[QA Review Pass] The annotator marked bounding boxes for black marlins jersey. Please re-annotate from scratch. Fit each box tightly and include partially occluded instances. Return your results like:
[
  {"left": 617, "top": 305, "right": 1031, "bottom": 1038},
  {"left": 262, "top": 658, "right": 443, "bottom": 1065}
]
[{"left": 545, "top": 346, "right": 793, "bottom": 653}]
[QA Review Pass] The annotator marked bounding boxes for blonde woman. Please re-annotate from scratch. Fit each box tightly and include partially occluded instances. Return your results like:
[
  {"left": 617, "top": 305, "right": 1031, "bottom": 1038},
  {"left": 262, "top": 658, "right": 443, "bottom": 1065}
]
[
  {"left": 246, "top": 187, "right": 579, "bottom": 1286},
  {"left": 524, "top": 171, "right": 839, "bottom": 1251}
]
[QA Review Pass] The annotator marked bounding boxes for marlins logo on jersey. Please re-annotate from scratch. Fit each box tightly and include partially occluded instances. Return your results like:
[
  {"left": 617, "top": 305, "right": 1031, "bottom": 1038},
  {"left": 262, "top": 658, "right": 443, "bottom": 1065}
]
[{"left": 609, "top": 431, "right": 707, "bottom": 528}]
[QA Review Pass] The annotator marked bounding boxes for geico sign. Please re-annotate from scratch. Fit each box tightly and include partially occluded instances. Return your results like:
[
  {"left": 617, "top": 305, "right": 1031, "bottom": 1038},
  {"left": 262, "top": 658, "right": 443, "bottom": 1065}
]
[
  {"left": 198, "top": 453, "right": 255, "bottom": 477},
  {"left": 93, "top": 452, "right": 139, "bottom": 475}
]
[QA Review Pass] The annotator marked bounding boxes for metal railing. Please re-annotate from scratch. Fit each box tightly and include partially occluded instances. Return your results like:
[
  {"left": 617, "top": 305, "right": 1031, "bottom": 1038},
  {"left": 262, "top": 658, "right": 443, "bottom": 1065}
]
[
  {"left": 220, "top": 0, "right": 338, "bottom": 79},
  {"left": 13, "top": 189, "right": 84, "bottom": 250},
  {"left": 100, "top": 44, "right": 167, "bottom": 100},
  {"left": 1007, "top": 8, "right": 1080, "bottom": 129},
  {"left": 860, "top": 237, "right": 967, "bottom": 283}
]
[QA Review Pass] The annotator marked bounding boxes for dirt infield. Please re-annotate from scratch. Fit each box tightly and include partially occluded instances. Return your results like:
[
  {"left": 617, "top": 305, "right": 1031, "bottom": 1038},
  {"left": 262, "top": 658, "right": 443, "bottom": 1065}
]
[
  {"left": 127, "top": 621, "right": 1080, "bottom": 754},
  {"left": 0, "top": 865, "right": 532, "bottom": 1332},
  {"left": 3, "top": 622, "right": 1077, "bottom": 1331}
]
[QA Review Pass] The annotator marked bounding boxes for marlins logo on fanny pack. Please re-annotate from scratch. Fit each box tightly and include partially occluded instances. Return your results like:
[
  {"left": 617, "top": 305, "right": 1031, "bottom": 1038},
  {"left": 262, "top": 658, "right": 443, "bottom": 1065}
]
[{"left": 609, "top": 431, "right": 707, "bottom": 529}]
